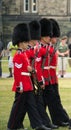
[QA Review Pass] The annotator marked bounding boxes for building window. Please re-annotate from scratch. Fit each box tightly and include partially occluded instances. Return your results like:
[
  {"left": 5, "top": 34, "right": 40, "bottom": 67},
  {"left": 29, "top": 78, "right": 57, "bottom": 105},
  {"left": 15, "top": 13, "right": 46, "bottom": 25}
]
[
  {"left": 32, "top": 0, "right": 37, "bottom": 13},
  {"left": 24, "top": 0, "right": 37, "bottom": 13},
  {"left": 24, "top": 0, "right": 29, "bottom": 12}
]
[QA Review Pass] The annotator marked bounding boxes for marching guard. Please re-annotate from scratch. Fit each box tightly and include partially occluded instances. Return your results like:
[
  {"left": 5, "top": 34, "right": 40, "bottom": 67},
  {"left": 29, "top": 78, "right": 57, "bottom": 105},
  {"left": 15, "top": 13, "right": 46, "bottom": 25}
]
[{"left": 7, "top": 23, "right": 50, "bottom": 130}]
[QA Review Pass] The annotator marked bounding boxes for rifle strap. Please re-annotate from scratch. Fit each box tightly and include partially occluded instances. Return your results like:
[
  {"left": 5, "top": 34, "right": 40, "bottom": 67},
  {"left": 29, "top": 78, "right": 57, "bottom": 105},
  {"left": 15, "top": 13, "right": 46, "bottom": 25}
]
[
  {"left": 42, "top": 45, "right": 50, "bottom": 69},
  {"left": 50, "top": 47, "right": 57, "bottom": 65},
  {"left": 31, "top": 44, "right": 41, "bottom": 68}
]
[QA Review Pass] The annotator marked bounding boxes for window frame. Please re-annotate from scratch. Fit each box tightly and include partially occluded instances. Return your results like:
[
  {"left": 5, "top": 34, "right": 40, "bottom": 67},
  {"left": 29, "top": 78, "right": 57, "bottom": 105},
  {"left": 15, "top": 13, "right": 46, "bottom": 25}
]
[
  {"left": 31, "top": 0, "right": 37, "bottom": 13},
  {"left": 24, "top": 0, "right": 30, "bottom": 13}
]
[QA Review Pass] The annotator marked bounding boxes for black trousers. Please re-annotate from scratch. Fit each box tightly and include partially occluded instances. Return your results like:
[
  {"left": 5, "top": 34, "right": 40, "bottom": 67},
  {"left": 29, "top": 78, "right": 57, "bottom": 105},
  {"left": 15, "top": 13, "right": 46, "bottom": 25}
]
[
  {"left": 18, "top": 90, "right": 52, "bottom": 128},
  {"left": 34, "top": 92, "right": 52, "bottom": 127},
  {"left": 7, "top": 91, "right": 43, "bottom": 129},
  {"left": 43, "top": 83, "right": 70, "bottom": 125}
]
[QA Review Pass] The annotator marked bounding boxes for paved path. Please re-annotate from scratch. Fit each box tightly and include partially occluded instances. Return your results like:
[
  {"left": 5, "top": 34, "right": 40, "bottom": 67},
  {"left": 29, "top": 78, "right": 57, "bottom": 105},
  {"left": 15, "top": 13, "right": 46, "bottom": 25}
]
[
  {"left": 57, "top": 72, "right": 71, "bottom": 78},
  {"left": 2, "top": 73, "right": 12, "bottom": 78}
]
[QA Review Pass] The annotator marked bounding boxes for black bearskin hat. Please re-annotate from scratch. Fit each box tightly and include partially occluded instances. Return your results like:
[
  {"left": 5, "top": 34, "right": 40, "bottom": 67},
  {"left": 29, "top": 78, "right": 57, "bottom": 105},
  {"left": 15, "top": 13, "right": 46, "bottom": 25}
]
[
  {"left": 39, "top": 18, "right": 53, "bottom": 37},
  {"left": 29, "top": 20, "right": 41, "bottom": 40},
  {"left": 49, "top": 18, "right": 60, "bottom": 37},
  {"left": 12, "top": 23, "right": 30, "bottom": 46}
]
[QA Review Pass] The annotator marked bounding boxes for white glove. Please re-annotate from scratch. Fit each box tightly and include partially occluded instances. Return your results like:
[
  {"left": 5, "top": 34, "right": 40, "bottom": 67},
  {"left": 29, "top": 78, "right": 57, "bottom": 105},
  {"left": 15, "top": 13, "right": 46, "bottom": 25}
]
[
  {"left": 17, "top": 82, "right": 23, "bottom": 92},
  {"left": 19, "top": 82, "right": 23, "bottom": 90}
]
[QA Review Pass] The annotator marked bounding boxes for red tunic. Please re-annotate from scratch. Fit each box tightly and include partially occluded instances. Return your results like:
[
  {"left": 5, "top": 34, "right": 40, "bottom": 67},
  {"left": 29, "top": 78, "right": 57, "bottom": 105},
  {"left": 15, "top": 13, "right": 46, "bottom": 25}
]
[
  {"left": 26, "top": 42, "right": 43, "bottom": 84},
  {"left": 26, "top": 42, "right": 41, "bottom": 66},
  {"left": 50, "top": 46, "right": 58, "bottom": 84},
  {"left": 35, "top": 44, "right": 52, "bottom": 85},
  {"left": 12, "top": 50, "right": 33, "bottom": 92},
  {"left": 26, "top": 47, "right": 34, "bottom": 66}
]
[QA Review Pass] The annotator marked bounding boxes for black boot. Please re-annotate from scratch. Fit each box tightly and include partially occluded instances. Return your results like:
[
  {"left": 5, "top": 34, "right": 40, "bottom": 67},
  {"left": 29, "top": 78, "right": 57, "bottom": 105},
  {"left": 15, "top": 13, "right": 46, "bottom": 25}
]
[
  {"left": 55, "top": 121, "right": 69, "bottom": 127},
  {"left": 61, "top": 122, "right": 69, "bottom": 126},
  {"left": 50, "top": 124, "right": 59, "bottom": 129},
  {"left": 45, "top": 124, "right": 59, "bottom": 129},
  {"left": 35, "top": 125, "right": 52, "bottom": 130},
  {"left": 7, "top": 128, "right": 17, "bottom": 130}
]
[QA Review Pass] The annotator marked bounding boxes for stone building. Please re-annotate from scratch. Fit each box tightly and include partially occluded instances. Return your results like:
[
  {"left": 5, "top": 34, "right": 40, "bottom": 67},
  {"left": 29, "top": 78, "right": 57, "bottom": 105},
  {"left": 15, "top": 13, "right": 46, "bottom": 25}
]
[{"left": 0, "top": 0, "right": 71, "bottom": 46}]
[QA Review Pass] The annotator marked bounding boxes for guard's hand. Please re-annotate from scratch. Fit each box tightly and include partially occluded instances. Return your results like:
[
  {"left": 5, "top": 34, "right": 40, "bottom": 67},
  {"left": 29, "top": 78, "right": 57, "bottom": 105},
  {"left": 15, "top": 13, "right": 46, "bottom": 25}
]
[
  {"left": 61, "top": 53, "right": 64, "bottom": 56},
  {"left": 16, "top": 82, "right": 23, "bottom": 93},
  {"left": 27, "top": 65, "right": 33, "bottom": 72},
  {"left": 40, "top": 84, "right": 45, "bottom": 89},
  {"left": 18, "top": 89, "right": 23, "bottom": 93}
]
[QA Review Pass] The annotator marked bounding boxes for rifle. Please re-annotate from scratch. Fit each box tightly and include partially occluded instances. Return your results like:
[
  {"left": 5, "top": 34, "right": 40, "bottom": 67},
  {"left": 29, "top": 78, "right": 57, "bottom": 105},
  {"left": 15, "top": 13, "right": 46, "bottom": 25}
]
[
  {"left": 30, "top": 46, "right": 42, "bottom": 95},
  {"left": 49, "top": 42, "right": 60, "bottom": 64},
  {"left": 31, "top": 70, "right": 43, "bottom": 95},
  {"left": 41, "top": 44, "right": 51, "bottom": 82}
]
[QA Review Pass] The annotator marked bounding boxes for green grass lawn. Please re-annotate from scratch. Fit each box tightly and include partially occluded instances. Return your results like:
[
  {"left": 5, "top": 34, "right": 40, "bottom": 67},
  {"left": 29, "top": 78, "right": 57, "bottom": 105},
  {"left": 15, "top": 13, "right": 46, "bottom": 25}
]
[
  {"left": 0, "top": 78, "right": 71, "bottom": 130},
  {"left": 1, "top": 56, "right": 71, "bottom": 130}
]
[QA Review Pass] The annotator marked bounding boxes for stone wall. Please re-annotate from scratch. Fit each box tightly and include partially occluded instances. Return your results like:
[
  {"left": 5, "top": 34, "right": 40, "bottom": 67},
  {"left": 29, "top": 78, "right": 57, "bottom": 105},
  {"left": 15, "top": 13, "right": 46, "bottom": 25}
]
[
  {"left": 2, "top": 0, "right": 20, "bottom": 15},
  {"left": 0, "top": 0, "right": 3, "bottom": 41},
  {"left": 1, "top": 0, "right": 71, "bottom": 46},
  {"left": 38, "top": 0, "right": 67, "bottom": 16}
]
